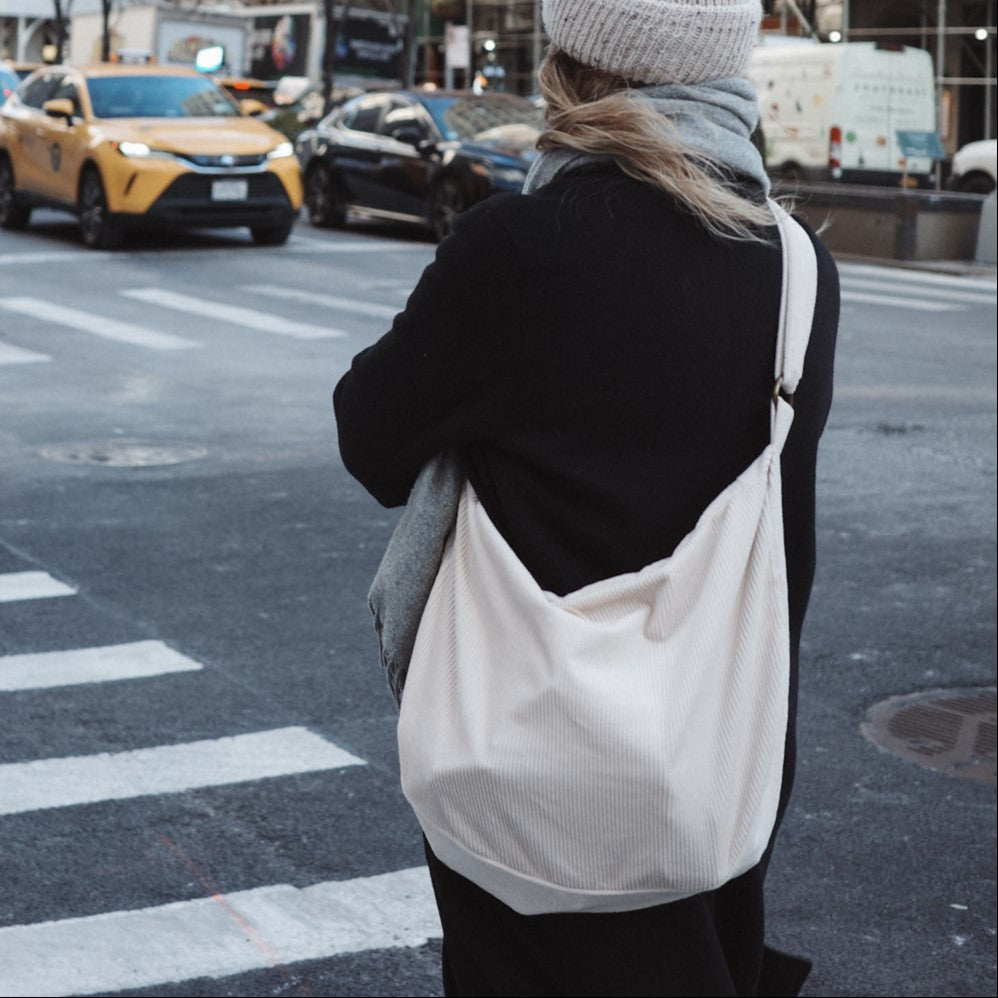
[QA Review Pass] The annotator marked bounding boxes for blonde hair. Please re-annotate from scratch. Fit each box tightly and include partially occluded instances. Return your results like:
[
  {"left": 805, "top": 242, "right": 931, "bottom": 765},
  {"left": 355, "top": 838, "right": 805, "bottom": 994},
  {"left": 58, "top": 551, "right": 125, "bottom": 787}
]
[{"left": 537, "top": 49, "right": 776, "bottom": 242}]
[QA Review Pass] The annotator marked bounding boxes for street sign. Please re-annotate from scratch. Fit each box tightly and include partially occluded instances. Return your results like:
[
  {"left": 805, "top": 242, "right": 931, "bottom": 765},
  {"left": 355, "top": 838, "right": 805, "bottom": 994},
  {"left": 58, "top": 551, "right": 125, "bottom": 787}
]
[{"left": 896, "top": 130, "right": 945, "bottom": 160}]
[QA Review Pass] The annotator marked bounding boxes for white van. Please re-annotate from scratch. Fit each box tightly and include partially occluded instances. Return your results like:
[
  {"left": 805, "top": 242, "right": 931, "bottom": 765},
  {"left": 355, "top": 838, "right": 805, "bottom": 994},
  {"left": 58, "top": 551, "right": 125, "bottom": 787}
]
[{"left": 748, "top": 40, "right": 937, "bottom": 186}]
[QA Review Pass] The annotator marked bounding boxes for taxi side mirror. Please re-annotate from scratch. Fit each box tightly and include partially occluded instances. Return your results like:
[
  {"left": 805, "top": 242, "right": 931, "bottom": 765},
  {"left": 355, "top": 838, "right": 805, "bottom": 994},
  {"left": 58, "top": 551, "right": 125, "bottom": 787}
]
[
  {"left": 239, "top": 98, "right": 267, "bottom": 117},
  {"left": 42, "top": 98, "right": 76, "bottom": 122}
]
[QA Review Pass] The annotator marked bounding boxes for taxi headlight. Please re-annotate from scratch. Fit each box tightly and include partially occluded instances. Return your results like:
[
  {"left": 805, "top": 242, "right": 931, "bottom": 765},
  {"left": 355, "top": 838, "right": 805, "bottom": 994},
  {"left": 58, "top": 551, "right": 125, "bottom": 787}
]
[
  {"left": 267, "top": 141, "right": 295, "bottom": 160},
  {"left": 114, "top": 140, "right": 176, "bottom": 160}
]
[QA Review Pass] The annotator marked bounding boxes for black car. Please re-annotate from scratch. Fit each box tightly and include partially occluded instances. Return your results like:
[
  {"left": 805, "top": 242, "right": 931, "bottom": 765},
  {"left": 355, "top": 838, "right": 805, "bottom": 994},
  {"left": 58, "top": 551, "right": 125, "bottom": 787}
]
[{"left": 295, "top": 89, "right": 542, "bottom": 240}]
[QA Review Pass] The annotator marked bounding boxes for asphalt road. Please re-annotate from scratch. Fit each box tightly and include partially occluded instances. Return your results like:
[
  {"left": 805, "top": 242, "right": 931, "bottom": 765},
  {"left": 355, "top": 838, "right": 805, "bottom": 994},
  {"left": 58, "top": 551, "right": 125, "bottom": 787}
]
[{"left": 0, "top": 209, "right": 995, "bottom": 998}]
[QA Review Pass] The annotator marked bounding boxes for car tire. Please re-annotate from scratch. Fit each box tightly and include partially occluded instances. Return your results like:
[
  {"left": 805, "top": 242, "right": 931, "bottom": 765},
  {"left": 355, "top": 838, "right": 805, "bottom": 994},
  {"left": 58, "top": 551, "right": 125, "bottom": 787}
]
[
  {"left": 0, "top": 155, "right": 31, "bottom": 231},
  {"left": 250, "top": 219, "right": 294, "bottom": 246},
  {"left": 959, "top": 172, "right": 996, "bottom": 195},
  {"left": 304, "top": 163, "right": 345, "bottom": 228},
  {"left": 78, "top": 167, "right": 122, "bottom": 249},
  {"left": 429, "top": 176, "right": 467, "bottom": 242}
]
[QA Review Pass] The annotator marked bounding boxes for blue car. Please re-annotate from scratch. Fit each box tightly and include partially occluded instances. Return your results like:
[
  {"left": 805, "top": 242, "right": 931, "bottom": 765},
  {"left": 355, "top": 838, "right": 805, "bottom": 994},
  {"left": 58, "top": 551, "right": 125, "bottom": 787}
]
[{"left": 295, "top": 88, "right": 541, "bottom": 241}]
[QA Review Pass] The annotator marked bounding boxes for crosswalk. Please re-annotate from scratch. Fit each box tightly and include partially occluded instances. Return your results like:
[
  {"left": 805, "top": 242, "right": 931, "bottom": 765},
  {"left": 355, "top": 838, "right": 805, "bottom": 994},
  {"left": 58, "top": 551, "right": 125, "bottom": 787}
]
[
  {"left": 836, "top": 262, "right": 997, "bottom": 312},
  {"left": 0, "top": 243, "right": 422, "bottom": 364},
  {"left": 0, "top": 570, "right": 442, "bottom": 995},
  {"left": 1, "top": 261, "right": 993, "bottom": 369}
]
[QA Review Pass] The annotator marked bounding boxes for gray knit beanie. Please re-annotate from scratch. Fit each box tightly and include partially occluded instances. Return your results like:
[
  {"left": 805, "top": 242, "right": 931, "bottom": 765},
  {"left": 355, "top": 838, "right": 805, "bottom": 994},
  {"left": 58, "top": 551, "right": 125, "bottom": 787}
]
[{"left": 542, "top": 0, "right": 762, "bottom": 85}]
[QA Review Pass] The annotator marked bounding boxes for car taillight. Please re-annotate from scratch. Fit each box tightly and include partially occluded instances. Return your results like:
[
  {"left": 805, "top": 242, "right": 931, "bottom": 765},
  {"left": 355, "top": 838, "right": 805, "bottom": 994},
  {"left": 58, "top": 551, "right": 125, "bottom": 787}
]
[{"left": 829, "top": 125, "right": 843, "bottom": 178}]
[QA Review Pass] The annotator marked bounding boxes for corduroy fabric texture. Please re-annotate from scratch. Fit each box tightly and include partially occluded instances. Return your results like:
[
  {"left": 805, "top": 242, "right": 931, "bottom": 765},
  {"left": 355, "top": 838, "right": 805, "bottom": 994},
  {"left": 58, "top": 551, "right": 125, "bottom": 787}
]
[
  {"left": 541, "top": 0, "right": 762, "bottom": 84},
  {"left": 397, "top": 204, "right": 817, "bottom": 916}
]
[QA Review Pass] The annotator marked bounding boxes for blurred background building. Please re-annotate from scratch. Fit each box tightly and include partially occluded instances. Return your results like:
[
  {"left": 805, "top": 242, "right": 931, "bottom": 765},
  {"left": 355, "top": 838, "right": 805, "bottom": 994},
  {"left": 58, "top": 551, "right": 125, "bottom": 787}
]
[{"left": 1, "top": 0, "right": 994, "bottom": 149}]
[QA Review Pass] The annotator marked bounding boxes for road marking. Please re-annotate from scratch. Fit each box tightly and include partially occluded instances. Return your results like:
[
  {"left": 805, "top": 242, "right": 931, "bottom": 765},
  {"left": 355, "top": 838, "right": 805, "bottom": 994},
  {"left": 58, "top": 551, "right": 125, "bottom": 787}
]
[
  {"left": 0, "top": 341, "right": 50, "bottom": 364},
  {"left": 0, "top": 571, "right": 76, "bottom": 603},
  {"left": 840, "top": 290, "right": 960, "bottom": 311},
  {"left": 121, "top": 288, "right": 346, "bottom": 339},
  {"left": 0, "top": 298, "right": 199, "bottom": 350},
  {"left": 287, "top": 233, "right": 433, "bottom": 254},
  {"left": 243, "top": 284, "right": 400, "bottom": 319},
  {"left": 837, "top": 262, "right": 997, "bottom": 292},
  {"left": 0, "top": 640, "right": 202, "bottom": 692},
  {"left": 0, "top": 250, "right": 114, "bottom": 266},
  {"left": 0, "top": 866, "right": 440, "bottom": 998},
  {"left": 0, "top": 727, "right": 364, "bottom": 815},
  {"left": 840, "top": 276, "right": 996, "bottom": 305}
]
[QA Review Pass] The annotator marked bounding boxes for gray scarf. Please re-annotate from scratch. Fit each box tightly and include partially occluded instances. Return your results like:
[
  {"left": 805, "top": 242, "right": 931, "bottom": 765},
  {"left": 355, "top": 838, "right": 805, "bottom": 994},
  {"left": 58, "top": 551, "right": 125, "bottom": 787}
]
[{"left": 523, "top": 76, "right": 768, "bottom": 198}]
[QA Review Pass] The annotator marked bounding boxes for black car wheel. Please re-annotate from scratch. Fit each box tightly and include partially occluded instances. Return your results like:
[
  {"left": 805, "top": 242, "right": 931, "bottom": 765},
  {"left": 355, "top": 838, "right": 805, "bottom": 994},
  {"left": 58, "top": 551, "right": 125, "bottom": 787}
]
[
  {"left": 304, "top": 163, "right": 345, "bottom": 228},
  {"left": 250, "top": 219, "right": 295, "bottom": 246},
  {"left": 78, "top": 167, "right": 122, "bottom": 249},
  {"left": 959, "top": 172, "right": 996, "bottom": 195},
  {"left": 429, "top": 176, "right": 467, "bottom": 242},
  {"left": 0, "top": 155, "right": 31, "bottom": 230}
]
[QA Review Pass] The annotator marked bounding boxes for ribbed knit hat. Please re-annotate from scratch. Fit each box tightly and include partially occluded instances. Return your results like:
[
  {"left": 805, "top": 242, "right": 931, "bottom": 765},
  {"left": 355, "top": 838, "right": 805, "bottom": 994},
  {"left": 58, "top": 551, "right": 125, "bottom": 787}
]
[{"left": 542, "top": 0, "right": 762, "bottom": 85}]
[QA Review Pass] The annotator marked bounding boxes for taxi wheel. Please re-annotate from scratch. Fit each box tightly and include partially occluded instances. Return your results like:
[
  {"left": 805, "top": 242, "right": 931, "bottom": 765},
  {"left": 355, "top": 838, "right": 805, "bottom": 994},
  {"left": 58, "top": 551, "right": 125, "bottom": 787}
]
[
  {"left": 78, "top": 167, "right": 122, "bottom": 250},
  {"left": 250, "top": 219, "right": 294, "bottom": 246},
  {"left": 0, "top": 156, "right": 31, "bottom": 231},
  {"left": 429, "top": 177, "right": 466, "bottom": 242},
  {"left": 304, "top": 163, "right": 345, "bottom": 228}
]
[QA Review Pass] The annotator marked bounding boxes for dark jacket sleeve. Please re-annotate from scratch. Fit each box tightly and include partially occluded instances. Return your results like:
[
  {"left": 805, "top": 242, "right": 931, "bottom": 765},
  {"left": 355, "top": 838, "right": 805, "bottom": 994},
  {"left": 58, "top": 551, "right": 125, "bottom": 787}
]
[{"left": 333, "top": 201, "right": 520, "bottom": 507}]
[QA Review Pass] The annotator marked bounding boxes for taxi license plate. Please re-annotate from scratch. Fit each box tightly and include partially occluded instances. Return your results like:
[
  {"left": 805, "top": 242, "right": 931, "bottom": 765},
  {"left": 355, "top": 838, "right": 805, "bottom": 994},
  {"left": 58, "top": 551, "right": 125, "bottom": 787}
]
[{"left": 211, "top": 179, "right": 248, "bottom": 202}]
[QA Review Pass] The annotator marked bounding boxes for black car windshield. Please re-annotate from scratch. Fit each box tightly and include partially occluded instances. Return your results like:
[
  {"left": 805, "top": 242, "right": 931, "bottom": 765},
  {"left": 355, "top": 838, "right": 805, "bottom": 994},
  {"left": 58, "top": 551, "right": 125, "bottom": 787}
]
[
  {"left": 418, "top": 94, "right": 541, "bottom": 148},
  {"left": 87, "top": 75, "right": 240, "bottom": 118}
]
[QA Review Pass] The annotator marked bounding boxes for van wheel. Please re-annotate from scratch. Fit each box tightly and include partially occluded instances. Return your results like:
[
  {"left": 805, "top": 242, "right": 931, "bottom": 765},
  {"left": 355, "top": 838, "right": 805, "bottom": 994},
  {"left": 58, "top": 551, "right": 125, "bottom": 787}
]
[
  {"left": 78, "top": 167, "right": 122, "bottom": 249},
  {"left": 960, "top": 172, "right": 995, "bottom": 195},
  {"left": 775, "top": 163, "right": 804, "bottom": 186},
  {"left": 0, "top": 156, "right": 31, "bottom": 230}
]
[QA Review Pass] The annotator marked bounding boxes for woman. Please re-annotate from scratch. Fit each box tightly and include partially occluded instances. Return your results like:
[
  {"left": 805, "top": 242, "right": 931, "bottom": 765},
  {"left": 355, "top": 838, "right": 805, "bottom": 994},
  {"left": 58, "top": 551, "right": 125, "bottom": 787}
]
[{"left": 334, "top": 1, "right": 838, "bottom": 994}]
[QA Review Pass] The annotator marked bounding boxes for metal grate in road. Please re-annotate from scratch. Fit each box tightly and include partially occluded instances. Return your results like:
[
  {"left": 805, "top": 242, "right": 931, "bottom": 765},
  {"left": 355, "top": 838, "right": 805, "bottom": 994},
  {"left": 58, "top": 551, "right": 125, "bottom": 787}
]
[{"left": 861, "top": 687, "right": 997, "bottom": 786}]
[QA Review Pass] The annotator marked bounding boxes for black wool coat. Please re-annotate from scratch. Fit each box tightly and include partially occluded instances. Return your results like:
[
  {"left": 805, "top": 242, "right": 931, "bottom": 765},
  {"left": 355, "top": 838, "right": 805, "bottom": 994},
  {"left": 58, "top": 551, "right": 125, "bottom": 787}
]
[{"left": 334, "top": 164, "right": 839, "bottom": 997}]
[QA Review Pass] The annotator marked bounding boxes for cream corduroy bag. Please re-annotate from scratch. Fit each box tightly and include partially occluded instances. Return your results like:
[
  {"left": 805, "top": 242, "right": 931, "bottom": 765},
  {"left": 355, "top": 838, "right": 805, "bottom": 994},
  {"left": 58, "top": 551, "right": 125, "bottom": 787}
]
[{"left": 398, "top": 203, "right": 818, "bottom": 915}]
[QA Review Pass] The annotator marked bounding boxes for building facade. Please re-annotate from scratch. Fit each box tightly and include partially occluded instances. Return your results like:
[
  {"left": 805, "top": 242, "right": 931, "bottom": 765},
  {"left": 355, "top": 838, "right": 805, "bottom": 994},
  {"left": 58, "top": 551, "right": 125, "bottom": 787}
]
[{"left": 2, "top": 0, "right": 994, "bottom": 148}]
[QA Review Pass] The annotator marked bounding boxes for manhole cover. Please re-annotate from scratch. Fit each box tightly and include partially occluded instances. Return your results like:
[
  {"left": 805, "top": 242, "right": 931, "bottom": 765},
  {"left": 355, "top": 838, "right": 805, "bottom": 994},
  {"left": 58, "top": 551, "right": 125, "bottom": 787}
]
[
  {"left": 39, "top": 439, "right": 208, "bottom": 467},
  {"left": 861, "top": 687, "right": 996, "bottom": 786}
]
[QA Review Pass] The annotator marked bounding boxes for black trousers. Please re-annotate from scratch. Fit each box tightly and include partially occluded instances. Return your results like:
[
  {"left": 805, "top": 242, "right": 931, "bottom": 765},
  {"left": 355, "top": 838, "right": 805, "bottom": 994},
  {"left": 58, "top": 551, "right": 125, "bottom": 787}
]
[{"left": 423, "top": 840, "right": 811, "bottom": 998}]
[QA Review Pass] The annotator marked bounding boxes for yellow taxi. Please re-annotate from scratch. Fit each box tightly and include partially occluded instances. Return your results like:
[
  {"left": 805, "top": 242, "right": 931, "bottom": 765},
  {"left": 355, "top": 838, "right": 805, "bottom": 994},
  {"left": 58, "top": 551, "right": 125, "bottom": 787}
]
[{"left": 0, "top": 63, "right": 303, "bottom": 248}]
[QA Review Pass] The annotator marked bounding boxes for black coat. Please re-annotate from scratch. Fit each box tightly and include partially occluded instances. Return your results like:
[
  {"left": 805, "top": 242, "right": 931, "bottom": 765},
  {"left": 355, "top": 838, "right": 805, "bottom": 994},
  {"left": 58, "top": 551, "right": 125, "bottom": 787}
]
[{"left": 334, "top": 164, "right": 839, "bottom": 997}]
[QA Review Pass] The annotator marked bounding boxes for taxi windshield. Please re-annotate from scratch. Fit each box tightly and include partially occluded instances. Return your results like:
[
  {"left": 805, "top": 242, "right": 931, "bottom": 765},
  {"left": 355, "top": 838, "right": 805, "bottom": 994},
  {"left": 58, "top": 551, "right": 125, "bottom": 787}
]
[{"left": 87, "top": 75, "right": 240, "bottom": 118}]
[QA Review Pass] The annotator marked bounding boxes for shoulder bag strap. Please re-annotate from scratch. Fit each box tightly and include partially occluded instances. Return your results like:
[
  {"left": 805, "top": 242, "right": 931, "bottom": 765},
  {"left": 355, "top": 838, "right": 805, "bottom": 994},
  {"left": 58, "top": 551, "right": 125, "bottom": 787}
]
[{"left": 769, "top": 199, "right": 819, "bottom": 404}]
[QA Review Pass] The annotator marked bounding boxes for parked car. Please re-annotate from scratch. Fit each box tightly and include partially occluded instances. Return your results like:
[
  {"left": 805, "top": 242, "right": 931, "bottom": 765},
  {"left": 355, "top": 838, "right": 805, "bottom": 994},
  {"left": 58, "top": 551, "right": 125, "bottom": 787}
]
[
  {"left": 295, "top": 88, "right": 542, "bottom": 240},
  {"left": 947, "top": 138, "right": 997, "bottom": 194},
  {"left": 0, "top": 63, "right": 302, "bottom": 247},
  {"left": 0, "top": 65, "right": 18, "bottom": 105}
]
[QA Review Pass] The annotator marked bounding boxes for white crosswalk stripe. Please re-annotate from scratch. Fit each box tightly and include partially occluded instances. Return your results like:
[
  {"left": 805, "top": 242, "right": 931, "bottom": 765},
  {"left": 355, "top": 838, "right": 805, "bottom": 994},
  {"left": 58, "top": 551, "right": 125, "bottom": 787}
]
[
  {"left": 243, "top": 283, "right": 401, "bottom": 319},
  {"left": 0, "top": 727, "right": 365, "bottom": 815},
  {"left": 0, "top": 640, "right": 202, "bottom": 692},
  {"left": 837, "top": 262, "right": 997, "bottom": 313},
  {"left": 121, "top": 287, "right": 347, "bottom": 339},
  {"left": 840, "top": 275, "right": 996, "bottom": 305},
  {"left": 0, "top": 297, "right": 199, "bottom": 349},
  {"left": 286, "top": 233, "right": 434, "bottom": 254},
  {"left": 0, "top": 341, "right": 50, "bottom": 365},
  {"left": 0, "top": 866, "right": 441, "bottom": 998},
  {"left": 0, "top": 571, "right": 76, "bottom": 602},
  {"left": 839, "top": 289, "right": 959, "bottom": 311}
]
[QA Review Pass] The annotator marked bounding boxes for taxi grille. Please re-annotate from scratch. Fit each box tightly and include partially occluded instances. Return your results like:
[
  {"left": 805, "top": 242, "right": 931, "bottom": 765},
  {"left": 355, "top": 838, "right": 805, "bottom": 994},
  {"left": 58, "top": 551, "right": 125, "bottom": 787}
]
[{"left": 181, "top": 153, "right": 267, "bottom": 168}]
